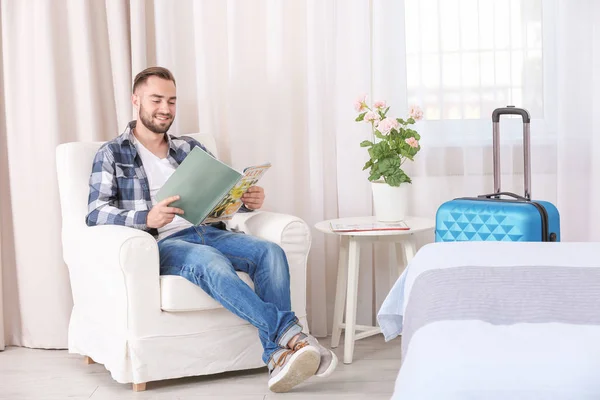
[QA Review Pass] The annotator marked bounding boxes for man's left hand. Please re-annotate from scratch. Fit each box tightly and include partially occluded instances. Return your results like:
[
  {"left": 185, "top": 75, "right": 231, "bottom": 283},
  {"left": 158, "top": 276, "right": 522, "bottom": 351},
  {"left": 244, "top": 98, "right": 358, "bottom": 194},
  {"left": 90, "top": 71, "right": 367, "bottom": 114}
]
[{"left": 242, "top": 186, "right": 265, "bottom": 210}]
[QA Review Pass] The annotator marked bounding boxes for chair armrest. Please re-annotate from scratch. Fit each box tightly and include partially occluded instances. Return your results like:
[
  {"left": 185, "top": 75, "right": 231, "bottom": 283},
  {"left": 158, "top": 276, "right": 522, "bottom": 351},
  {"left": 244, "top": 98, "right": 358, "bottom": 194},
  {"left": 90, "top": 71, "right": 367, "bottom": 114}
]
[
  {"left": 228, "top": 211, "right": 311, "bottom": 319},
  {"left": 228, "top": 211, "right": 312, "bottom": 249},
  {"left": 63, "top": 225, "right": 160, "bottom": 336},
  {"left": 64, "top": 225, "right": 158, "bottom": 274}
]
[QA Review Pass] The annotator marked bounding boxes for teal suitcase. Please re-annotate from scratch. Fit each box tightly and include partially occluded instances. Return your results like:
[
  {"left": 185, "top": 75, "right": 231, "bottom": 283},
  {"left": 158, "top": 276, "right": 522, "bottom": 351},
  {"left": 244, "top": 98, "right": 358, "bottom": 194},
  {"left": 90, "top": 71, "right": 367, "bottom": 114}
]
[{"left": 435, "top": 106, "right": 561, "bottom": 242}]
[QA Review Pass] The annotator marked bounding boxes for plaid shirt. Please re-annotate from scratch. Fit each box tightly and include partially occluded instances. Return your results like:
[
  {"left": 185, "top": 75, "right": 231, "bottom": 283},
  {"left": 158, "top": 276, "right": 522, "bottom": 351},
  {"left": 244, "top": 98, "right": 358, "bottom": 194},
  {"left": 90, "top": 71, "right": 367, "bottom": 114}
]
[{"left": 86, "top": 121, "right": 219, "bottom": 238}]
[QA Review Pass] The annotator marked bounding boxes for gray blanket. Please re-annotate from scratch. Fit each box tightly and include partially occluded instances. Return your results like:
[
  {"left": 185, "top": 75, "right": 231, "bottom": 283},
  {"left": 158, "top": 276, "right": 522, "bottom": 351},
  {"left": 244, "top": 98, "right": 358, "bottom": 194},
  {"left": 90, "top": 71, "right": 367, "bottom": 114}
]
[{"left": 401, "top": 266, "right": 600, "bottom": 358}]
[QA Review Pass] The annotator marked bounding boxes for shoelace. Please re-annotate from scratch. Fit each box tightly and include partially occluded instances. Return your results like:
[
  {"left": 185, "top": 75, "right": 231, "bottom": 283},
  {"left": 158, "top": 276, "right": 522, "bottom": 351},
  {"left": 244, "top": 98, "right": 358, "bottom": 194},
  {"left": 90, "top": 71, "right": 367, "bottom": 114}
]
[
  {"left": 292, "top": 340, "right": 309, "bottom": 352},
  {"left": 274, "top": 341, "right": 309, "bottom": 368}
]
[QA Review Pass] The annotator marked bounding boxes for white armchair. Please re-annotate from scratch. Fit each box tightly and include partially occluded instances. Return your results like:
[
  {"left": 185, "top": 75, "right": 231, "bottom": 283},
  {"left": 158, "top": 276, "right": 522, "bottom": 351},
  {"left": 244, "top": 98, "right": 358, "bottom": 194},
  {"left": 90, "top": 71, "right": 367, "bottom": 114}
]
[{"left": 55, "top": 133, "right": 311, "bottom": 391}]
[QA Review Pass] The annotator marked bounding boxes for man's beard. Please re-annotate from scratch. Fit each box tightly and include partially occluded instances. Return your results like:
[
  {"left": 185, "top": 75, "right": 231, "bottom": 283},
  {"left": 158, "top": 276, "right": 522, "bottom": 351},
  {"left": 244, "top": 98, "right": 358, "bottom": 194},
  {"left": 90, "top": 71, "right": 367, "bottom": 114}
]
[{"left": 139, "top": 104, "right": 174, "bottom": 134}]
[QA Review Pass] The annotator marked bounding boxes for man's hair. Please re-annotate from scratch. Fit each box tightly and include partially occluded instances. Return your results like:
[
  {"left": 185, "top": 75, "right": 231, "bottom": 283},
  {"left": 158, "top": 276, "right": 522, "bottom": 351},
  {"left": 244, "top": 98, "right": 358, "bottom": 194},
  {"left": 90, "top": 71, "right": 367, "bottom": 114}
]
[{"left": 132, "top": 66, "right": 176, "bottom": 94}]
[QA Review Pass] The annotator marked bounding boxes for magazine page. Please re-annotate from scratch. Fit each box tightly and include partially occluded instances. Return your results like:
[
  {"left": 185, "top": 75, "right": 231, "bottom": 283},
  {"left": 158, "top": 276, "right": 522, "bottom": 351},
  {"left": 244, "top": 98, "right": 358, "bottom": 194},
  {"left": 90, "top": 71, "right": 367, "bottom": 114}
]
[
  {"left": 330, "top": 221, "right": 410, "bottom": 232},
  {"left": 155, "top": 147, "right": 243, "bottom": 225},
  {"left": 203, "top": 162, "right": 272, "bottom": 223}
]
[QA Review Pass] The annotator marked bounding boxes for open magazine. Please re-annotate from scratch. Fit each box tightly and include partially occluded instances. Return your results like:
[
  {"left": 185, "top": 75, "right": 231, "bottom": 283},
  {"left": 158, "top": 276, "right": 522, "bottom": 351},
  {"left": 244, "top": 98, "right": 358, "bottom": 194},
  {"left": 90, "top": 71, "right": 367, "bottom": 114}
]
[
  {"left": 203, "top": 164, "right": 270, "bottom": 223},
  {"left": 155, "top": 146, "right": 271, "bottom": 225},
  {"left": 330, "top": 221, "right": 410, "bottom": 232}
]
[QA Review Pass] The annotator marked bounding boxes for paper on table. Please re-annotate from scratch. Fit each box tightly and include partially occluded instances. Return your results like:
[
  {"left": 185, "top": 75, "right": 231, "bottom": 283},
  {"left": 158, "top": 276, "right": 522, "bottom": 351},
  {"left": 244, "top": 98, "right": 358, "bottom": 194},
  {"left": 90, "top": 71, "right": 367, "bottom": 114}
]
[{"left": 330, "top": 221, "right": 410, "bottom": 232}]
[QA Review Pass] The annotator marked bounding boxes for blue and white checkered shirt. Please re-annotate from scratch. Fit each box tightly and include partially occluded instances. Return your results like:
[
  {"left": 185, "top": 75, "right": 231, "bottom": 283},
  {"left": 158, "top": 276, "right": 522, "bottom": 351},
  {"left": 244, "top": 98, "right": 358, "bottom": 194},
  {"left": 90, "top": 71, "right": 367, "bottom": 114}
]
[{"left": 86, "top": 121, "right": 215, "bottom": 237}]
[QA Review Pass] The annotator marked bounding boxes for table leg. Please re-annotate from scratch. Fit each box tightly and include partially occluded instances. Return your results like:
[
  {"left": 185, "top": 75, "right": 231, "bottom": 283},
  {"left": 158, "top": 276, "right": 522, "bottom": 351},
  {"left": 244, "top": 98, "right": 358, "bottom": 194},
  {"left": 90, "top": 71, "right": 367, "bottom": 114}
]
[
  {"left": 394, "top": 235, "right": 417, "bottom": 278},
  {"left": 331, "top": 236, "right": 349, "bottom": 349},
  {"left": 404, "top": 236, "right": 417, "bottom": 262},
  {"left": 344, "top": 238, "right": 360, "bottom": 364}
]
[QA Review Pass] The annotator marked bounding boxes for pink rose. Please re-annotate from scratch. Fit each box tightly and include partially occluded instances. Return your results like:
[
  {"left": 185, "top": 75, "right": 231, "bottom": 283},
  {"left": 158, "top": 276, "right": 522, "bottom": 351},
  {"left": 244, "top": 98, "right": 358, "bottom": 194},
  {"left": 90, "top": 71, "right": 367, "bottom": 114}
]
[
  {"left": 405, "top": 137, "right": 419, "bottom": 148},
  {"left": 373, "top": 100, "right": 386, "bottom": 109},
  {"left": 377, "top": 117, "right": 400, "bottom": 134},
  {"left": 408, "top": 105, "right": 423, "bottom": 121},
  {"left": 364, "top": 111, "right": 380, "bottom": 123},
  {"left": 354, "top": 94, "right": 367, "bottom": 112}
]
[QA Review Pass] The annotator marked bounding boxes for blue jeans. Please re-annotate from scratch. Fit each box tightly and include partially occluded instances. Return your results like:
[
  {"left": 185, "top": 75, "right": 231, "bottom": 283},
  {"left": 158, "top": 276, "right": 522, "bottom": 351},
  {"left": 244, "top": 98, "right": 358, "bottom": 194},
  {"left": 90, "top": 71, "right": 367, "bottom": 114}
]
[{"left": 157, "top": 225, "right": 303, "bottom": 369}]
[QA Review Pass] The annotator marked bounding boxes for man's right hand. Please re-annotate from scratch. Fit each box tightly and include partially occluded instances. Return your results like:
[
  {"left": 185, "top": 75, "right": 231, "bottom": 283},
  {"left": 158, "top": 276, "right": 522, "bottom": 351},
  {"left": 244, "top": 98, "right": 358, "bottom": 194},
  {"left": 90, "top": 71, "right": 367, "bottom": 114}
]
[{"left": 147, "top": 195, "right": 185, "bottom": 229}]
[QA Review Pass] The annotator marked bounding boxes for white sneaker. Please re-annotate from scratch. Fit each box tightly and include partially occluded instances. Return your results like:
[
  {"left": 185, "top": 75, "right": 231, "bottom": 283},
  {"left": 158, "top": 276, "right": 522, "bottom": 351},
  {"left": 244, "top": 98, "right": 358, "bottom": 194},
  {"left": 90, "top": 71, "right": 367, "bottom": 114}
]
[
  {"left": 267, "top": 343, "right": 320, "bottom": 393},
  {"left": 293, "top": 333, "right": 338, "bottom": 378}
]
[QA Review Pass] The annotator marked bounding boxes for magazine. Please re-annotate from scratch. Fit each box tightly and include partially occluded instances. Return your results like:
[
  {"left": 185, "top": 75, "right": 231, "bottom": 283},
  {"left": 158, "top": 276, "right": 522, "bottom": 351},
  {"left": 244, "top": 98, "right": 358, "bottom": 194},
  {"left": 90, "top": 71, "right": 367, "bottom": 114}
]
[
  {"left": 155, "top": 146, "right": 271, "bottom": 225},
  {"left": 330, "top": 221, "right": 410, "bottom": 232},
  {"left": 203, "top": 163, "right": 270, "bottom": 223}
]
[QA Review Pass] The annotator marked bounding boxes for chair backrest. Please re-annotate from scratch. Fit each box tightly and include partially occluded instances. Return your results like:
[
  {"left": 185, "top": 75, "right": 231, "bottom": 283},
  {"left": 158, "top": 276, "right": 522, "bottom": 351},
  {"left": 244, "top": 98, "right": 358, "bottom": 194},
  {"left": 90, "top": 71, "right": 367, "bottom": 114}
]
[{"left": 55, "top": 133, "right": 217, "bottom": 234}]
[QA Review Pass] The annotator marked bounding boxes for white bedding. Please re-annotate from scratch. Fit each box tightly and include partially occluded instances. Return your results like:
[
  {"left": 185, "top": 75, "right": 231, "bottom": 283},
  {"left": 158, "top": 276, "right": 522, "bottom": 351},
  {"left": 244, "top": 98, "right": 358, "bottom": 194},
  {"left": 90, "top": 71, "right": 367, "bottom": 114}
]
[{"left": 377, "top": 241, "right": 600, "bottom": 399}]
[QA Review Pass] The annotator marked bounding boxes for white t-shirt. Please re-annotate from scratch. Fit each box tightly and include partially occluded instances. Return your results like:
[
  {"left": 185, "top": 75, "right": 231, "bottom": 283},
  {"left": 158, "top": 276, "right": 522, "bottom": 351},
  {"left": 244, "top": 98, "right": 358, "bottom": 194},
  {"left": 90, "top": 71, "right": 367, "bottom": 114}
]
[{"left": 133, "top": 138, "right": 193, "bottom": 241}]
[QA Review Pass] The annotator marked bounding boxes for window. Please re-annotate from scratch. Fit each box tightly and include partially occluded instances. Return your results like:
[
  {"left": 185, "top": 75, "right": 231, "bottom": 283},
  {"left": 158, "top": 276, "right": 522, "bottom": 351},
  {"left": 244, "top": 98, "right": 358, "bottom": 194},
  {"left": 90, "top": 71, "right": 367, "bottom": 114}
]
[{"left": 404, "top": 0, "right": 545, "bottom": 122}]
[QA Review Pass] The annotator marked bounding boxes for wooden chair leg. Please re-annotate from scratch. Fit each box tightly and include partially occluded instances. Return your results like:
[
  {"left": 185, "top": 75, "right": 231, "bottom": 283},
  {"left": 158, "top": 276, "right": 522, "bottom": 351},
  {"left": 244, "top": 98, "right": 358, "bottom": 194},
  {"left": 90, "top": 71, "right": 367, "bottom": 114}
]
[
  {"left": 133, "top": 383, "right": 147, "bottom": 392},
  {"left": 84, "top": 356, "right": 96, "bottom": 365}
]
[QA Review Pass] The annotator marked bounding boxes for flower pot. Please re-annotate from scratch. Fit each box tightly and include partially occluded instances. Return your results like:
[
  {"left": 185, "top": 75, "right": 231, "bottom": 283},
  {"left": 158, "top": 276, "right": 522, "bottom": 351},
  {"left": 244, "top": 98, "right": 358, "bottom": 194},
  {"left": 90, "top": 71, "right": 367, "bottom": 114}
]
[{"left": 371, "top": 181, "right": 409, "bottom": 222}]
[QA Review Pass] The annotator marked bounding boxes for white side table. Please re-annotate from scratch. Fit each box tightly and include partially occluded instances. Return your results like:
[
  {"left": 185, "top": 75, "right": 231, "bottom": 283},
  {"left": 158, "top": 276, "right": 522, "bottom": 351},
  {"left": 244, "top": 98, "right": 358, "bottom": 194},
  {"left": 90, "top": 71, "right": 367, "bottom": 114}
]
[{"left": 315, "top": 216, "right": 435, "bottom": 364}]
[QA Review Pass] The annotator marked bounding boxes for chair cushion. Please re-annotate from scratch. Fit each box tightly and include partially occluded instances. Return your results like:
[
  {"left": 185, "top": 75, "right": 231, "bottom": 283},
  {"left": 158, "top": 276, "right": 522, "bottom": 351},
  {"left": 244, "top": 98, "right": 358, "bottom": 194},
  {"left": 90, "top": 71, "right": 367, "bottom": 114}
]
[{"left": 160, "top": 272, "right": 254, "bottom": 312}]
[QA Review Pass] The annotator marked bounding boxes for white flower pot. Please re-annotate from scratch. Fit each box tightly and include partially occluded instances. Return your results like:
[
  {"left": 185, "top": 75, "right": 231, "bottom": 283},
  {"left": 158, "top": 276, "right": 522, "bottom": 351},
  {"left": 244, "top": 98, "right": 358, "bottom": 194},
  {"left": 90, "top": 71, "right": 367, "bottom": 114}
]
[{"left": 371, "top": 181, "right": 409, "bottom": 222}]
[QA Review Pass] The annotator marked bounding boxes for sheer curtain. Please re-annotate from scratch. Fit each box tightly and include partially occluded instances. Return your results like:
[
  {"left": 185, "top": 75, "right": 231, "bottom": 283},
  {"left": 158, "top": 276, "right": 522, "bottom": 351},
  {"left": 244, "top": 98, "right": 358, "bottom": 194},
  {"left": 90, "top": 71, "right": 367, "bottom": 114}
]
[
  {"left": 0, "top": 0, "right": 376, "bottom": 348},
  {"left": 127, "top": 0, "right": 378, "bottom": 338},
  {"left": 0, "top": 42, "right": 7, "bottom": 349},
  {"left": 372, "top": 0, "right": 600, "bottom": 244},
  {"left": 2, "top": 0, "right": 598, "bottom": 350},
  {"left": 555, "top": 0, "right": 600, "bottom": 241}
]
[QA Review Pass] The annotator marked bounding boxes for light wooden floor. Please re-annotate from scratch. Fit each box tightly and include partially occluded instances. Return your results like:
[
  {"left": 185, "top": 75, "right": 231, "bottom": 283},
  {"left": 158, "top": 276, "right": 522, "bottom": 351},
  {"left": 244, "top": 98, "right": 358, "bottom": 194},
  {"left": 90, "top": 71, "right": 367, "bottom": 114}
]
[{"left": 0, "top": 335, "right": 401, "bottom": 400}]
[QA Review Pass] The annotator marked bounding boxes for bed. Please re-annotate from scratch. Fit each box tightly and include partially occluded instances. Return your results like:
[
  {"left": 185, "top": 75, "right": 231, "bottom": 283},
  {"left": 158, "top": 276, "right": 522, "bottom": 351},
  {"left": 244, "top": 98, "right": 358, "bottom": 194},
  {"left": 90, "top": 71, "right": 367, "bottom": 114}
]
[{"left": 377, "top": 241, "right": 600, "bottom": 399}]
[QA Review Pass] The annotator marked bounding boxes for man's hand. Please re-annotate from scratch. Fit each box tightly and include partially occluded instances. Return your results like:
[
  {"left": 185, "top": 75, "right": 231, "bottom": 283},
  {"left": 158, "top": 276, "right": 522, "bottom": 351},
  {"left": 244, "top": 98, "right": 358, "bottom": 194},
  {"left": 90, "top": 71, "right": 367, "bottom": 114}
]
[
  {"left": 241, "top": 186, "right": 265, "bottom": 210},
  {"left": 147, "top": 195, "right": 184, "bottom": 229}
]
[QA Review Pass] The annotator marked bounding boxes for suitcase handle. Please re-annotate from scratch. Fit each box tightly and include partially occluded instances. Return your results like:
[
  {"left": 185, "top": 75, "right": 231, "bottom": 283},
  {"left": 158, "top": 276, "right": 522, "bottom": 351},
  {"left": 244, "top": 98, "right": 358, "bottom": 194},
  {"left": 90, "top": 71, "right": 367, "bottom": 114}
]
[
  {"left": 477, "top": 192, "right": 528, "bottom": 202},
  {"left": 492, "top": 107, "right": 531, "bottom": 123},
  {"left": 492, "top": 106, "right": 531, "bottom": 200}
]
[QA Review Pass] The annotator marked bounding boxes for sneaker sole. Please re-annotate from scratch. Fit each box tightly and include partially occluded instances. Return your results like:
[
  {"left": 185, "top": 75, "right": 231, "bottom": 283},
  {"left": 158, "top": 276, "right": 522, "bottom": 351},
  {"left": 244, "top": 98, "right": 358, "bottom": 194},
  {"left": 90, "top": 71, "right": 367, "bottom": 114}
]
[
  {"left": 316, "top": 349, "right": 338, "bottom": 378},
  {"left": 268, "top": 347, "right": 320, "bottom": 393}
]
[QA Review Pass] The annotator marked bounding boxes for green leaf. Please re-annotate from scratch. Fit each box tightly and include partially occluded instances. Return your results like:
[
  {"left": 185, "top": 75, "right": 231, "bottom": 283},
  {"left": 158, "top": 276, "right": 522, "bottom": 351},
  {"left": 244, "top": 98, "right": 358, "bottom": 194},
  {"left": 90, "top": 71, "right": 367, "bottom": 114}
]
[
  {"left": 401, "top": 169, "right": 412, "bottom": 184},
  {"left": 355, "top": 112, "right": 367, "bottom": 122},
  {"left": 379, "top": 157, "right": 400, "bottom": 175},
  {"left": 372, "top": 147, "right": 384, "bottom": 159},
  {"left": 362, "top": 160, "right": 373, "bottom": 170},
  {"left": 385, "top": 169, "right": 411, "bottom": 186},
  {"left": 360, "top": 140, "right": 373, "bottom": 147},
  {"left": 407, "top": 117, "right": 415, "bottom": 124},
  {"left": 385, "top": 173, "right": 402, "bottom": 187},
  {"left": 372, "top": 142, "right": 389, "bottom": 159},
  {"left": 378, "top": 157, "right": 403, "bottom": 185},
  {"left": 368, "top": 162, "right": 381, "bottom": 181},
  {"left": 396, "top": 142, "right": 406, "bottom": 155},
  {"left": 373, "top": 130, "right": 386, "bottom": 140},
  {"left": 396, "top": 118, "right": 406, "bottom": 125},
  {"left": 369, "top": 170, "right": 382, "bottom": 181}
]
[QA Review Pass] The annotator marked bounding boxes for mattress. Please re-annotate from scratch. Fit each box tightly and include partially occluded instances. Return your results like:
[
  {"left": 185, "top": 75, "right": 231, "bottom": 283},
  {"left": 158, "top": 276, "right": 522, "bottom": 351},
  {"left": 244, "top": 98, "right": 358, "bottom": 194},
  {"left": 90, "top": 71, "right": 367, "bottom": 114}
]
[{"left": 377, "top": 241, "right": 600, "bottom": 399}]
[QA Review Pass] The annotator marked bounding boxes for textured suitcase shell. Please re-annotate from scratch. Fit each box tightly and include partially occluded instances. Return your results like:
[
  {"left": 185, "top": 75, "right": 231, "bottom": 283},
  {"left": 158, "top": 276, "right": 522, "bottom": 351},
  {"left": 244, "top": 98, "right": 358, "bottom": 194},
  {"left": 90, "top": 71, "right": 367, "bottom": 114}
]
[{"left": 435, "top": 197, "right": 560, "bottom": 242}]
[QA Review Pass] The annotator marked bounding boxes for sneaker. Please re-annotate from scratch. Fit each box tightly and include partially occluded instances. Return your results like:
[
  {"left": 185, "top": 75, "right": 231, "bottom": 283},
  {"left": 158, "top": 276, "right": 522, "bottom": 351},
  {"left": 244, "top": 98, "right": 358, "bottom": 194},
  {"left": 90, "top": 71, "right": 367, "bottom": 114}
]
[
  {"left": 293, "top": 333, "right": 338, "bottom": 378},
  {"left": 268, "top": 342, "right": 320, "bottom": 393}
]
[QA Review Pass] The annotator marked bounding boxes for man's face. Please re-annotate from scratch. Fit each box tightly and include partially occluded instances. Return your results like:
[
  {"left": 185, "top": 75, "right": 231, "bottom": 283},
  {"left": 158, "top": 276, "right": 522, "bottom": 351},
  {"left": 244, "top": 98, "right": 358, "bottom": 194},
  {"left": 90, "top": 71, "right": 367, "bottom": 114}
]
[{"left": 134, "top": 76, "right": 177, "bottom": 134}]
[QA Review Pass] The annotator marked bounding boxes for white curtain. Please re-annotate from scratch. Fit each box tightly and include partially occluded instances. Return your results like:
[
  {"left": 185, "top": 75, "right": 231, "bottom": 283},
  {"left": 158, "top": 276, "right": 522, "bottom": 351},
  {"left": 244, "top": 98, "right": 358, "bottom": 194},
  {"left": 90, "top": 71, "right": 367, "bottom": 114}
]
[
  {"left": 371, "top": 0, "right": 600, "bottom": 244},
  {"left": 555, "top": 0, "right": 600, "bottom": 241},
  {"left": 0, "top": 0, "right": 378, "bottom": 348},
  {"left": 2, "top": 0, "right": 599, "bottom": 349},
  {"left": 0, "top": 42, "right": 7, "bottom": 349}
]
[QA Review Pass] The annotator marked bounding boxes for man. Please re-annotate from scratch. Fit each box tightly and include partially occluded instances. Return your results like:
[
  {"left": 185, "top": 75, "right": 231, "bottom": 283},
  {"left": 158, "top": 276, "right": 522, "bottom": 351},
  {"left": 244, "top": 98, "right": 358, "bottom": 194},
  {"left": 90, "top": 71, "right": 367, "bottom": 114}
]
[{"left": 86, "top": 66, "right": 337, "bottom": 393}]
